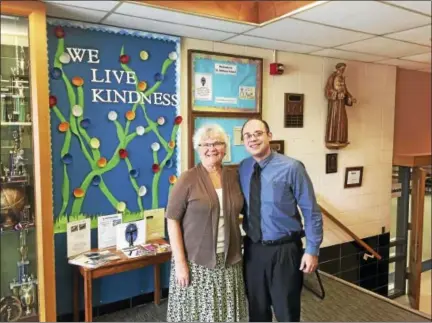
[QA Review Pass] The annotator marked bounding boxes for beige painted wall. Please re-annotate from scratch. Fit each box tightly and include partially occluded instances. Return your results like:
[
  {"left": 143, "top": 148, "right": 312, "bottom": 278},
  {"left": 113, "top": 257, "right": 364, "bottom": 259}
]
[{"left": 180, "top": 38, "right": 397, "bottom": 248}]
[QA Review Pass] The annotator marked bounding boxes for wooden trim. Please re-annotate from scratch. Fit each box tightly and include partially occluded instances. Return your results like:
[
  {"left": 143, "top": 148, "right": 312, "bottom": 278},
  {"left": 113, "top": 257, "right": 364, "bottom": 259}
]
[
  {"left": 319, "top": 205, "right": 382, "bottom": 260},
  {"left": 393, "top": 153, "right": 432, "bottom": 167},
  {"left": 1, "top": 1, "right": 57, "bottom": 322}
]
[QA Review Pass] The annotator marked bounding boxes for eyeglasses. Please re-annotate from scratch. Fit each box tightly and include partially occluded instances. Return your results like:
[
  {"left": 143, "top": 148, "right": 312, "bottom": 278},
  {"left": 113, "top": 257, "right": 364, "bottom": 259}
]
[
  {"left": 242, "top": 131, "right": 265, "bottom": 141},
  {"left": 198, "top": 141, "right": 226, "bottom": 148}
]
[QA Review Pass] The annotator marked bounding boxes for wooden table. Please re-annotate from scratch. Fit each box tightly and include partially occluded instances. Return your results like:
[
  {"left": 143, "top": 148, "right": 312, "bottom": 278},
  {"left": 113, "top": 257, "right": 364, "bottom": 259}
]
[{"left": 72, "top": 239, "right": 171, "bottom": 322}]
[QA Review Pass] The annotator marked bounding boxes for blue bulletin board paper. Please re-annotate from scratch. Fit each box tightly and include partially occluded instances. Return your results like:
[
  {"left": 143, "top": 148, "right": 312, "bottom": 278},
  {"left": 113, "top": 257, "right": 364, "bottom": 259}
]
[{"left": 47, "top": 18, "right": 180, "bottom": 315}]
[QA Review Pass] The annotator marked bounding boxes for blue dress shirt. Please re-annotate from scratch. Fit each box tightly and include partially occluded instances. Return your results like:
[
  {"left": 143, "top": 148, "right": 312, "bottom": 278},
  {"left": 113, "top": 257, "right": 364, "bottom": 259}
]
[{"left": 239, "top": 152, "right": 323, "bottom": 256}]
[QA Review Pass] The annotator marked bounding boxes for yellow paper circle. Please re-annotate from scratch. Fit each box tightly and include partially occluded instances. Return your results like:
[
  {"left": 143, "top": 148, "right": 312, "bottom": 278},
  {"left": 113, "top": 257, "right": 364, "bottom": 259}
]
[
  {"left": 140, "top": 51, "right": 149, "bottom": 60},
  {"left": 117, "top": 201, "right": 126, "bottom": 212},
  {"left": 90, "top": 138, "right": 100, "bottom": 149}
]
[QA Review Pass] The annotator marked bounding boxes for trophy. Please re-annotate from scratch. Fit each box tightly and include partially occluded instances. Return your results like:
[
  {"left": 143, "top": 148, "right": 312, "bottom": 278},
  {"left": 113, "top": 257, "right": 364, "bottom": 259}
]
[
  {"left": 19, "top": 279, "right": 36, "bottom": 316},
  {"left": 17, "top": 230, "right": 29, "bottom": 283}
]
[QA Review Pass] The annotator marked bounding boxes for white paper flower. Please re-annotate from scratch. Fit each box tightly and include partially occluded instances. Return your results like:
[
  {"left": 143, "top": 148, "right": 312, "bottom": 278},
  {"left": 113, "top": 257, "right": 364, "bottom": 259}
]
[
  {"left": 157, "top": 117, "right": 165, "bottom": 126},
  {"left": 169, "top": 51, "right": 178, "bottom": 61},
  {"left": 138, "top": 186, "right": 147, "bottom": 197},
  {"left": 151, "top": 142, "right": 160, "bottom": 152},
  {"left": 136, "top": 126, "right": 145, "bottom": 136},
  {"left": 108, "top": 111, "right": 117, "bottom": 121},
  {"left": 72, "top": 105, "right": 83, "bottom": 117},
  {"left": 59, "top": 52, "right": 71, "bottom": 64}
]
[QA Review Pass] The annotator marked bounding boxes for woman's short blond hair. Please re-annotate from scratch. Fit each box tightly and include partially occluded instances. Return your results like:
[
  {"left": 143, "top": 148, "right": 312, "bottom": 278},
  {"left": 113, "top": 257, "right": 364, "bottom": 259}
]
[{"left": 193, "top": 124, "right": 229, "bottom": 151}]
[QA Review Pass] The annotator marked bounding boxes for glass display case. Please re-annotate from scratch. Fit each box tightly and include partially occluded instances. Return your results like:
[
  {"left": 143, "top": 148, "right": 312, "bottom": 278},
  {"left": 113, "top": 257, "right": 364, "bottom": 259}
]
[{"left": 1, "top": 15, "right": 39, "bottom": 322}]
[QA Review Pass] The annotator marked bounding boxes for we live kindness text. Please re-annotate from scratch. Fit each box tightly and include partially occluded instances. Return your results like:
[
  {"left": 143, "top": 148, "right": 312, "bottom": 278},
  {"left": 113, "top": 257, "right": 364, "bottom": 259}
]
[{"left": 66, "top": 47, "right": 178, "bottom": 107}]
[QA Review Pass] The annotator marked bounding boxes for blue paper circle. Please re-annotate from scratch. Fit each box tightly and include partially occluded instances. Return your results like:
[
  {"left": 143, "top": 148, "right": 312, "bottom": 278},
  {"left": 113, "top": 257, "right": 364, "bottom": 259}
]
[
  {"left": 91, "top": 175, "right": 101, "bottom": 186},
  {"left": 154, "top": 73, "right": 163, "bottom": 82},
  {"left": 61, "top": 153, "right": 73, "bottom": 164},
  {"left": 129, "top": 169, "right": 139, "bottom": 178},
  {"left": 50, "top": 67, "right": 62, "bottom": 79},
  {"left": 80, "top": 118, "right": 91, "bottom": 129},
  {"left": 166, "top": 159, "right": 173, "bottom": 168}
]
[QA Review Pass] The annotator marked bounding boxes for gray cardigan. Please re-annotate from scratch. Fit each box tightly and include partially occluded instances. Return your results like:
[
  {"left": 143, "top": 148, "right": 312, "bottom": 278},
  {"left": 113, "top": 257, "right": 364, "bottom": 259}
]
[{"left": 165, "top": 163, "right": 244, "bottom": 269}]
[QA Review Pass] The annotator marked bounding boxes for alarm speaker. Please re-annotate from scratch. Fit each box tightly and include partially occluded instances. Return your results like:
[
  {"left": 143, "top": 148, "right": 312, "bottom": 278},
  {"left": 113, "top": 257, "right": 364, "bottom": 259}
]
[{"left": 270, "top": 63, "right": 284, "bottom": 75}]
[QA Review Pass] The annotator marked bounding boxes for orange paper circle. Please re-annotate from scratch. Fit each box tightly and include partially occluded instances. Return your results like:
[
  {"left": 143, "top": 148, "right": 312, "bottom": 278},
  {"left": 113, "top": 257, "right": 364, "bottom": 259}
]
[
  {"left": 72, "top": 76, "right": 84, "bottom": 87},
  {"left": 168, "top": 141, "right": 176, "bottom": 149},
  {"left": 125, "top": 110, "right": 135, "bottom": 121},
  {"left": 97, "top": 157, "right": 107, "bottom": 168},
  {"left": 58, "top": 121, "right": 69, "bottom": 132},
  {"left": 169, "top": 175, "right": 177, "bottom": 184},
  {"left": 138, "top": 81, "right": 147, "bottom": 91},
  {"left": 73, "top": 188, "right": 85, "bottom": 198}
]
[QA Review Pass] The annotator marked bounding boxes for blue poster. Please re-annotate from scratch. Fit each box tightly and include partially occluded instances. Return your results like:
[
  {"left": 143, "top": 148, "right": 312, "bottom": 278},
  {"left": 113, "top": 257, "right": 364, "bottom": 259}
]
[
  {"left": 47, "top": 19, "right": 180, "bottom": 314},
  {"left": 47, "top": 19, "right": 181, "bottom": 233},
  {"left": 191, "top": 51, "right": 262, "bottom": 113}
]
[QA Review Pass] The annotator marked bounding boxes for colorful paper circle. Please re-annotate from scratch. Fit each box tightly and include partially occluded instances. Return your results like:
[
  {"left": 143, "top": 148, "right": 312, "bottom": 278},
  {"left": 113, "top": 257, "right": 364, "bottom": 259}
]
[
  {"left": 119, "top": 149, "right": 128, "bottom": 159},
  {"left": 117, "top": 202, "right": 126, "bottom": 212},
  {"left": 152, "top": 164, "right": 160, "bottom": 173},
  {"left": 169, "top": 51, "right": 178, "bottom": 60},
  {"left": 90, "top": 138, "right": 100, "bottom": 149},
  {"left": 169, "top": 175, "right": 177, "bottom": 184},
  {"left": 157, "top": 117, "right": 165, "bottom": 126},
  {"left": 72, "top": 76, "right": 84, "bottom": 87},
  {"left": 61, "top": 153, "right": 73, "bottom": 164},
  {"left": 168, "top": 140, "right": 175, "bottom": 149},
  {"left": 49, "top": 95, "right": 57, "bottom": 107},
  {"left": 138, "top": 186, "right": 147, "bottom": 197},
  {"left": 154, "top": 73, "right": 163, "bottom": 82},
  {"left": 80, "top": 118, "right": 91, "bottom": 129},
  {"left": 73, "top": 188, "right": 85, "bottom": 198},
  {"left": 54, "top": 26, "right": 65, "bottom": 38},
  {"left": 129, "top": 169, "right": 139, "bottom": 178},
  {"left": 166, "top": 159, "right": 173, "bottom": 168},
  {"left": 151, "top": 142, "right": 160, "bottom": 152},
  {"left": 108, "top": 111, "right": 117, "bottom": 121},
  {"left": 58, "top": 121, "right": 69, "bottom": 132},
  {"left": 138, "top": 81, "right": 147, "bottom": 91},
  {"left": 125, "top": 110, "right": 135, "bottom": 121},
  {"left": 140, "top": 51, "right": 149, "bottom": 60},
  {"left": 72, "top": 105, "right": 83, "bottom": 117},
  {"left": 136, "top": 126, "right": 145, "bottom": 136},
  {"left": 59, "top": 52, "right": 71, "bottom": 64},
  {"left": 97, "top": 157, "right": 107, "bottom": 168},
  {"left": 92, "top": 175, "right": 101, "bottom": 186},
  {"left": 120, "top": 54, "right": 130, "bottom": 64},
  {"left": 50, "top": 68, "right": 62, "bottom": 79},
  {"left": 174, "top": 116, "right": 183, "bottom": 125}
]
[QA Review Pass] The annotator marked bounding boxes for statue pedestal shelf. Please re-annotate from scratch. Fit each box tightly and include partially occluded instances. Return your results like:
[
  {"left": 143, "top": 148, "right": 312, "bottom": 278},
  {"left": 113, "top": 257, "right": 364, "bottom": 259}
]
[{"left": 326, "top": 142, "right": 350, "bottom": 150}]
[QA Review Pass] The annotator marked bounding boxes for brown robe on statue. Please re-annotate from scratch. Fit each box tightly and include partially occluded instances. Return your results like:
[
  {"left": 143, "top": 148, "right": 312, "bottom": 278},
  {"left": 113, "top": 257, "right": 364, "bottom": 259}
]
[{"left": 324, "top": 70, "right": 354, "bottom": 148}]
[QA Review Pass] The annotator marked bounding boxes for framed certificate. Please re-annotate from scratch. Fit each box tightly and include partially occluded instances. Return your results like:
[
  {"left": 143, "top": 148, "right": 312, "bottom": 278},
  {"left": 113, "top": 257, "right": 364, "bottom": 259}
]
[{"left": 344, "top": 166, "right": 364, "bottom": 188}]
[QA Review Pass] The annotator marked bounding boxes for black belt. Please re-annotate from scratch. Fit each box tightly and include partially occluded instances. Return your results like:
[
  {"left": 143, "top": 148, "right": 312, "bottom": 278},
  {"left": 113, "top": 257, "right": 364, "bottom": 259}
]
[{"left": 247, "top": 231, "right": 305, "bottom": 246}]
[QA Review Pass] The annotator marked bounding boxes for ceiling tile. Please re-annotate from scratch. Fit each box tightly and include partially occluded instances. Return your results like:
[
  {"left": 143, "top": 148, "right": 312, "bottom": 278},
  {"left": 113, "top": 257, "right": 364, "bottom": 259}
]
[
  {"left": 374, "top": 58, "right": 430, "bottom": 70},
  {"left": 384, "top": 1, "right": 432, "bottom": 16},
  {"left": 45, "top": 3, "right": 107, "bottom": 23},
  {"left": 309, "top": 48, "right": 388, "bottom": 63},
  {"left": 114, "top": 2, "right": 256, "bottom": 33},
  {"left": 224, "top": 35, "right": 321, "bottom": 53},
  {"left": 337, "top": 37, "right": 430, "bottom": 58},
  {"left": 103, "top": 13, "right": 235, "bottom": 41},
  {"left": 43, "top": 1, "right": 119, "bottom": 11},
  {"left": 401, "top": 52, "right": 431, "bottom": 64},
  {"left": 384, "top": 25, "right": 432, "bottom": 46},
  {"left": 245, "top": 18, "right": 372, "bottom": 47},
  {"left": 292, "top": 0, "right": 430, "bottom": 34}
]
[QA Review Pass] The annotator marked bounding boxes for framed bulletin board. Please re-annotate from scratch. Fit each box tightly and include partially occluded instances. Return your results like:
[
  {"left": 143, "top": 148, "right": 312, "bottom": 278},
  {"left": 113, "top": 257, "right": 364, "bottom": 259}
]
[{"left": 188, "top": 50, "right": 263, "bottom": 114}]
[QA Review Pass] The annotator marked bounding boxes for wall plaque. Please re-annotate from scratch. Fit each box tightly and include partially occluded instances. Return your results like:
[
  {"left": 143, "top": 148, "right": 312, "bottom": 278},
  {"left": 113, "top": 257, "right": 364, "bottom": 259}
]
[{"left": 284, "top": 93, "right": 304, "bottom": 128}]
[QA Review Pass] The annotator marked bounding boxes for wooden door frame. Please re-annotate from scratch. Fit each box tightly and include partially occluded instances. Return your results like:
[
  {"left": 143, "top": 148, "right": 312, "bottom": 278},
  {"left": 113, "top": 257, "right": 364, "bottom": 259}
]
[{"left": 0, "top": 1, "right": 56, "bottom": 321}]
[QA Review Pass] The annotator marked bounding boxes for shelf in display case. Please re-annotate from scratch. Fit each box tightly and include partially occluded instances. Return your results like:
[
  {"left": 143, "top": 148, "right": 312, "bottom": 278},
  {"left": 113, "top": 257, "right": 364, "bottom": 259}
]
[{"left": 0, "top": 122, "right": 32, "bottom": 127}]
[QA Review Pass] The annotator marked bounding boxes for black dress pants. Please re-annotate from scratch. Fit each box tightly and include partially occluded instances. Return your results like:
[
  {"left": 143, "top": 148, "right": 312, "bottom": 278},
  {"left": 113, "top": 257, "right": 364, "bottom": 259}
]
[{"left": 243, "top": 237, "right": 304, "bottom": 322}]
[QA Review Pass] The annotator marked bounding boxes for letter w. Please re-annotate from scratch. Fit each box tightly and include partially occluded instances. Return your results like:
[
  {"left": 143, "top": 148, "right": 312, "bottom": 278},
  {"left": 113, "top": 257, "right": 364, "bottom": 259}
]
[{"left": 66, "top": 48, "right": 86, "bottom": 63}]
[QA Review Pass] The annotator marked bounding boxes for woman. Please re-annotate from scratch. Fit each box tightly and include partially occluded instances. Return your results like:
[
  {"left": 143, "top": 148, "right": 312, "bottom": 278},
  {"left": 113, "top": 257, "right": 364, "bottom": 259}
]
[{"left": 165, "top": 124, "right": 247, "bottom": 322}]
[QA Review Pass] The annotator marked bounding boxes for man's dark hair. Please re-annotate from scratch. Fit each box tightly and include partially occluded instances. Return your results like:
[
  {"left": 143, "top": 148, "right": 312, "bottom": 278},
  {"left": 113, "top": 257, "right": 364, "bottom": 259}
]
[{"left": 241, "top": 118, "right": 271, "bottom": 136}]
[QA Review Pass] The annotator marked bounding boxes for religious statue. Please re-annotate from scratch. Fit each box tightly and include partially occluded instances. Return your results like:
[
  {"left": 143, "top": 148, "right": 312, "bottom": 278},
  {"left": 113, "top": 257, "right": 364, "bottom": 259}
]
[{"left": 324, "top": 63, "right": 356, "bottom": 149}]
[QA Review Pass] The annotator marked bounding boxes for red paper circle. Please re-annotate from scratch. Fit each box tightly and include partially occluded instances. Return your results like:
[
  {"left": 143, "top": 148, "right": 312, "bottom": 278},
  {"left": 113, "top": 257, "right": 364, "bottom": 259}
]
[
  {"left": 120, "top": 54, "right": 130, "bottom": 64},
  {"left": 174, "top": 116, "right": 183, "bottom": 125},
  {"left": 152, "top": 164, "right": 160, "bottom": 173},
  {"left": 49, "top": 95, "right": 57, "bottom": 107},
  {"left": 119, "top": 149, "right": 128, "bottom": 159},
  {"left": 54, "top": 26, "right": 65, "bottom": 38}
]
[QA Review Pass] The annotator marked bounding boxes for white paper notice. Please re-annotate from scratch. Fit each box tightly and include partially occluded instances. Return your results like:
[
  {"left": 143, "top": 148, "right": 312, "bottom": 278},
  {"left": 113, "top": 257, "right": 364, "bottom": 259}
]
[
  {"left": 67, "top": 218, "right": 91, "bottom": 258},
  {"left": 116, "top": 219, "right": 146, "bottom": 250},
  {"left": 194, "top": 73, "right": 212, "bottom": 101},
  {"left": 214, "top": 63, "right": 237, "bottom": 75},
  {"left": 97, "top": 213, "right": 122, "bottom": 249}
]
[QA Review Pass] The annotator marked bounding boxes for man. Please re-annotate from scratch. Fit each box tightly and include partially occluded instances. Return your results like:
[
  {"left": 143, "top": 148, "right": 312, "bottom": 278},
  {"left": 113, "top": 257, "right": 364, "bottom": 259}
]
[{"left": 239, "top": 119, "right": 323, "bottom": 322}]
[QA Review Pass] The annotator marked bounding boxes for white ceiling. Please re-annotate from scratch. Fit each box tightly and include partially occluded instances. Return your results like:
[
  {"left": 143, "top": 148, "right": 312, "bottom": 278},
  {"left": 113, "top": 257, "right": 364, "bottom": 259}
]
[{"left": 42, "top": 0, "right": 431, "bottom": 72}]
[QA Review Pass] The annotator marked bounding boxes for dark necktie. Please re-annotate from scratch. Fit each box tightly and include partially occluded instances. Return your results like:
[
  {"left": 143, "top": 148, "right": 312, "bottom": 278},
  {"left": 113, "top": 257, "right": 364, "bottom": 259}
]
[{"left": 249, "top": 162, "right": 262, "bottom": 243}]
